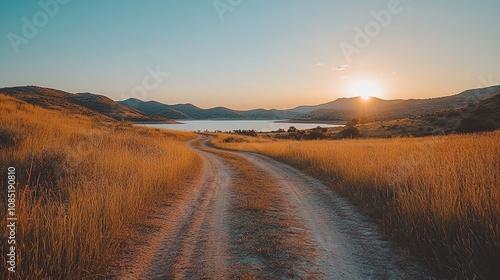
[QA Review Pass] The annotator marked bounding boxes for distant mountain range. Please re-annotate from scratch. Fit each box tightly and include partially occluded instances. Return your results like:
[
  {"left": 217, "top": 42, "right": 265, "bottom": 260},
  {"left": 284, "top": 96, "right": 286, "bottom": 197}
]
[
  {"left": 291, "top": 96, "right": 403, "bottom": 114},
  {"left": 118, "top": 98, "right": 301, "bottom": 120},
  {"left": 290, "top": 85, "right": 500, "bottom": 121},
  {"left": 1, "top": 85, "right": 499, "bottom": 126},
  {"left": 120, "top": 85, "right": 500, "bottom": 122}
]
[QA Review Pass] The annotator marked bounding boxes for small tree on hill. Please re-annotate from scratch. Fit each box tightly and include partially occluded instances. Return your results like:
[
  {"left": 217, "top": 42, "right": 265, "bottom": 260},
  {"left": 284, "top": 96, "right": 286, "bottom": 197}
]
[
  {"left": 339, "top": 126, "right": 360, "bottom": 138},
  {"left": 338, "top": 119, "right": 361, "bottom": 139},
  {"left": 305, "top": 126, "right": 328, "bottom": 139},
  {"left": 347, "top": 118, "right": 359, "bottom": 126}
]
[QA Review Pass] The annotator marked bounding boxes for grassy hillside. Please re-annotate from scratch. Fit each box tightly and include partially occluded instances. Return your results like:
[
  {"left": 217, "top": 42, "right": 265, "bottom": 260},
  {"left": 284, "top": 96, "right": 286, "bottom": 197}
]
[
  {"left": 0, "top": 94, "right": 201, "bottom": 279},
  {"left": 298, "top": 85, "right": 500, "bottom": 122},
  {"left": 350, "top": 92, "right": 500, "bottom": 138},
  {"left": 0, "top": 86, "right": 176, "bottom": 123},
  {"left": 213, "top": 132, "right": 500, "bottom": 279}
]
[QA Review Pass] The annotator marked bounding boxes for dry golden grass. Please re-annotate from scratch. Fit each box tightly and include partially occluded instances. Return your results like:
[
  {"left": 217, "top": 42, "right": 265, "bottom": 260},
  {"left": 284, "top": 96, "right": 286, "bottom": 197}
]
[
  {"left": 213, "top": 132, "right": 500, "bottom": 279},
  {"left": 0, "top": 94, "right": 201, "bottom": 279}
]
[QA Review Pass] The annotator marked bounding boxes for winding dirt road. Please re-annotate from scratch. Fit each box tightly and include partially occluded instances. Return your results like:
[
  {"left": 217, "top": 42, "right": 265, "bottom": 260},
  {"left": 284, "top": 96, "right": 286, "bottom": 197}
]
[{"left": 114, "top": 135, "right": 435, "bottom": 279}]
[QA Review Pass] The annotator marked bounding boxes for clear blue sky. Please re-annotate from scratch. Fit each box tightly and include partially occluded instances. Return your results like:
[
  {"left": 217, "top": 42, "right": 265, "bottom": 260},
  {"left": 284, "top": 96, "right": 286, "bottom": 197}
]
[{"left": 1, "top": 0, "right": 499, "bottom": 109}]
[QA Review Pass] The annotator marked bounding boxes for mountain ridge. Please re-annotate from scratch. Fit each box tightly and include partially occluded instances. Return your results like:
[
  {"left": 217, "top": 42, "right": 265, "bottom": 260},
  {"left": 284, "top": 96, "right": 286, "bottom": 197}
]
[
  {"left": 2, "top": 85, "right": 499, "bottom": 123},
  {"left": 119, "top": 85, "right": 500, "bottom": 121},
  {"left": 0, "top": 86, "right": 177, "bottom": 123},
  {"left": 118, "top": 99, "right": 301, "bottom": 120},
  {"left": 293, "top": 85, "right": 500, "bottom": 121}
]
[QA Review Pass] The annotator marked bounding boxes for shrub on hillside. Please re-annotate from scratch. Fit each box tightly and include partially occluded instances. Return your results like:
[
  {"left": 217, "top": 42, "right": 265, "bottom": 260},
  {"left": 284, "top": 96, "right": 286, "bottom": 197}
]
[
  {"left": 304, "top": 126, "right": 328, "bottom": 140},
  {"left": 0, "top": 127, "right": 23, "bottom": 148},
  {"left": 456, "top": 118, "right": 495, "bottom": 133},
  {"left": 223, "top": 137, "right": 245, "bottom": 143},
  {"left": 338, "top": 126, "right": 360, "bottom": 139},
  {"left": 233, "top": 129, "right": 258, "bottom": 137}
]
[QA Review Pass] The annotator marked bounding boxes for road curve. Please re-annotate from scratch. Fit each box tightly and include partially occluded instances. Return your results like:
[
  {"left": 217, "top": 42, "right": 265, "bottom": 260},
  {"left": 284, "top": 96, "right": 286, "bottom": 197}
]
[
  {"left": 240, "top": 151, "right": 434, "bottom": 279},
  {"left": 113, "top": 135, "right": 435, "bottom": 279},
  {"left": 113, "top": 135, "right": 232, "bottom": 279}
]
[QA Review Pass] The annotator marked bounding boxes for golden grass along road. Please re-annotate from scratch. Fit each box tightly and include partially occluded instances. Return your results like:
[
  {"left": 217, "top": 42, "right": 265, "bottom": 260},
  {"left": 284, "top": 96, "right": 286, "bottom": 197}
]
[
  {"left": 2, "top": 94, "right": 495, "bottom": 278},
  {"left": 213, "top": 131, "right": 500, "bottom": 279},
  {"left": 113, "top": 135, "right": 435, "bottom": 279}
]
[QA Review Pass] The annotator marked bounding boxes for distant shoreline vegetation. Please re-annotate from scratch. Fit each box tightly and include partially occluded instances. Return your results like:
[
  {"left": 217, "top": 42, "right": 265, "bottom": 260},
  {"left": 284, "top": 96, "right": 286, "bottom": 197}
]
[
  {"left": 134, "top": 119, "right": 345, "bottom": 125},
  {"left": 138, "top": 120, "right": 343, "bottom": 133}
]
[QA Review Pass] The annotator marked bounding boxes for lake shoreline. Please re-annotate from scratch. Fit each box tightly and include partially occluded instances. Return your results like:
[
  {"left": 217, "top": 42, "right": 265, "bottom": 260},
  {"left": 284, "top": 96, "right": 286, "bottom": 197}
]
[
  {"left": 274, "top": 119, "right": 346, "bottom": 125},
  {"left": 134, "top": 119, "right": 346, "bottom": 125},
  {"left": 137, "top": 120, "right": 343, "bottom": 132}
]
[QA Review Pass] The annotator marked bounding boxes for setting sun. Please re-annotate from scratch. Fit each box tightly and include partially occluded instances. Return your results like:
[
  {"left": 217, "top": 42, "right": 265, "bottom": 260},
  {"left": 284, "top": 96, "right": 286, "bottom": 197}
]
[{"left": 350, "top": 80, "right": 381, "bottom": 100}]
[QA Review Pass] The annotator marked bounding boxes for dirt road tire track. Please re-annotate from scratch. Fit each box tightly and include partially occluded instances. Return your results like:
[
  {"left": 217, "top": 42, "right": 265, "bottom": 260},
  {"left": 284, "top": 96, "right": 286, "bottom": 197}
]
[
  {"left": 114, "top": 136, "right": 231, "bottom": 279},
  {"left": 239, "top": 151, "right": 435, "bottom": 279},
  {"left": 114, "top": 135, "right": 435, "bottom": 279}
]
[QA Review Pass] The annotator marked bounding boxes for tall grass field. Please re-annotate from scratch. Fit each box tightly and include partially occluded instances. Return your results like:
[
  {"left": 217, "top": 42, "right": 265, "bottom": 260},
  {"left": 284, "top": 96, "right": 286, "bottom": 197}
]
[
  {"left": 0, "top": 95, "right": 201, "bottom": 279},
  {"left": 213, "top": 131, "right": 500, "bottom": 279}
]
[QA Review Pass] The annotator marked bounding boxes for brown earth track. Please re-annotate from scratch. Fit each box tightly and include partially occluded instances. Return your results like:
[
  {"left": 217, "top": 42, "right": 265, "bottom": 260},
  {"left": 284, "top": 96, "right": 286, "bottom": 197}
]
[{"left": 113, "top": 135, "right": 435, "bottom": 279}]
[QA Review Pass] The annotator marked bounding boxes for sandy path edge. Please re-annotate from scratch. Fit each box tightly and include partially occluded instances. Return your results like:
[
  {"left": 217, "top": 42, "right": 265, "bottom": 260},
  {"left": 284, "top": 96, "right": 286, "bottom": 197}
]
[{"left": 109, "top": 135, "right": 231, "bottom": 279}]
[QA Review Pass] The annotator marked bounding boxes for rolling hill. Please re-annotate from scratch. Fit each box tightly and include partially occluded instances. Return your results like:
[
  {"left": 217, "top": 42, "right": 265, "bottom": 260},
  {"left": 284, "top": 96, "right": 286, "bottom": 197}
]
[
  {"left": 2, "top": 85, "right": 499, "bottom": 126},
  {"left": 294, "top": 85, "right": 500, "bottom": 121},
  {"left": 443, "top": 92, "right": 500, "bottom": 133},
  {"left": 120, "top": 85, "right": 500, "bottom": 122},
  {"left": 0, "top": 86, "right": 177, "bottom": 123},
  {"left": 292, "top": 96, "right": 403, "bottom": 113}
]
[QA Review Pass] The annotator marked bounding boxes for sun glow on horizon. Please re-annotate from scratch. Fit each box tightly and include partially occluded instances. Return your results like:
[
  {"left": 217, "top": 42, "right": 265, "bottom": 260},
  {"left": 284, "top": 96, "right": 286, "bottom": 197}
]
[{"left": 349, "top": 80, "right": 382, "bottom": 100}]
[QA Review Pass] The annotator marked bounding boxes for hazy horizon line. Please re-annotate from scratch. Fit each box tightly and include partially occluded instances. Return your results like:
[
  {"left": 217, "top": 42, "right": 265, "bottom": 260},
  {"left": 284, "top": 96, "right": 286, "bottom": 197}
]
[{"left": 2, "top": 83, "right": 500, "bottom": 111}]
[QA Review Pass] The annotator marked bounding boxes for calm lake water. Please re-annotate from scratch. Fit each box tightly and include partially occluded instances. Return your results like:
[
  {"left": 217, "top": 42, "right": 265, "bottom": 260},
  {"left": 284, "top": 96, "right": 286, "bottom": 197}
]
[{"left": 141, "top": 120, "right": 343, "bottom": 132}]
